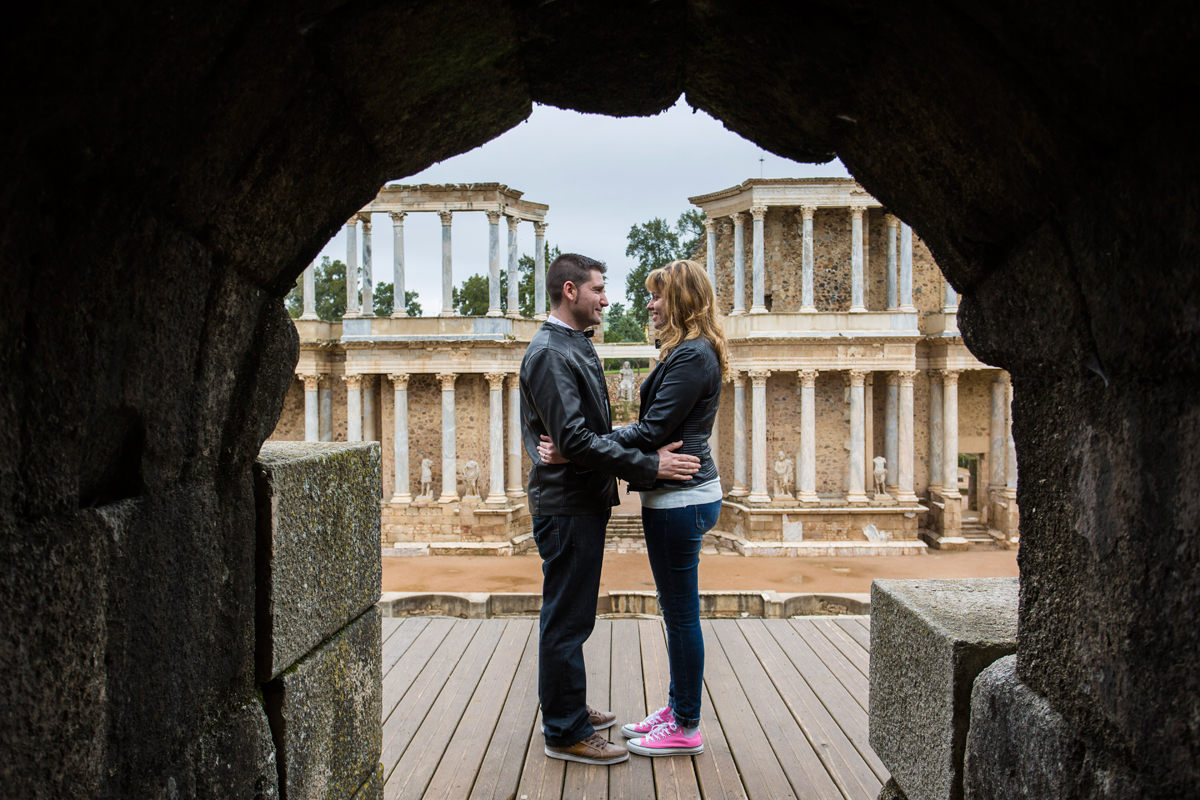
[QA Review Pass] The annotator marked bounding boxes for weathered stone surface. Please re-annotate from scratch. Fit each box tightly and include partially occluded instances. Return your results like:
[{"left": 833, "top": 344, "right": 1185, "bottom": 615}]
[
  {"left": 254, "top": 441, "right": 383, "bottom": 680},
  {"left": 351, "top": 762, "right": 385, "bottom": 800},
  {"left": 869, "top": 578, "right": 1018, "bottom": 800},
  {"left": 267, "top": 607, "right": 382, "bottom": 800},
  {"left": 878, "top": 778, "right": 909, "bottom": 800}
]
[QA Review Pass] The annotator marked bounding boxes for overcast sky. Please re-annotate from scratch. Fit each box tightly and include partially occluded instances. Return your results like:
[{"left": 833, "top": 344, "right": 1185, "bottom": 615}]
[{"left": 315, "top": 97, "right": 850, "bottom": 314}]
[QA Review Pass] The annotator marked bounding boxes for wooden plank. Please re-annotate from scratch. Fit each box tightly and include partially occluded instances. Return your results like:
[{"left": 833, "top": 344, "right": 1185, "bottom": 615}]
[
  {"left": 468, "top": 621, "right": 541, "bottom": 800},
  {"left": 382, "top": 618, "right": 431, "bottom": 681},
  {"left": 514, "top": 708, "right": 565, "bottom": 800},
  {"left": 813, "top": 620, "right": 870, "bottom": 679},
  {"left": 422, "top": 619, "right": 536, "bottom": 800},
  {"left": 710, "top": 621, "right": 842, "bottom": 800},
  {"left": 382, "top": 617, "right": 402, "bottom": 643},
  {"left": 640, "top": 620, "right": 702, "bottom": 800},
  {"left": 739, "top": 620, "right": 883, "bottom": 800},
  {"left": 789, "top": 621, "right": 869, "bottom": 710},
  {"left": 831, "top": 618, "right": 871, "bottom": 654},
  {"left": 563, "top": 619, "right": 613, "bottom": 799},
  {"left": 701, "top": 620, "right": 798, "bottom": 800},
  {"left": 608, "top": 619, "right": 655, "bottom": 800},
  {"left": 381, "top": 617, "right": 456, "bottom": 723},
  {"left": 764, "top": 621, "right": 885, "bottom": 782},
  {"left": 380, "top": 619, "right": 481, "bottom": 778},
  {"left": 694, "top": 679, "right": 749, "bottom": 800},
  {"left": 854, "top": 617, "right": 871, "bottom": 639}
]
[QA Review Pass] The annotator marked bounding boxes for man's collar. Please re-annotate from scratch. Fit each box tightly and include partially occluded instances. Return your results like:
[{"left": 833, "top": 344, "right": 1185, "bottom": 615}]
[{"left": 545, "top": 315, "right": 594, "bottom": 338}]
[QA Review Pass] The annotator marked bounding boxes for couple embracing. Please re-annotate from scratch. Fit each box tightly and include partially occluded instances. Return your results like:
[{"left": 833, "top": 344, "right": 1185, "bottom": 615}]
[{"left": 519, "top": 252, "right": 730, "bottom": 765}]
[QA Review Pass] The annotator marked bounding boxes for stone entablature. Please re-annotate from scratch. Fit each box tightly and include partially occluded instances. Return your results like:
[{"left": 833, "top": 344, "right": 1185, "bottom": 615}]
[
  {"left": 358, "top": 183, "right": 549, "bottom": 223},
  {"left": 689, "top": 177, "right": 882, "bottom": 217}
]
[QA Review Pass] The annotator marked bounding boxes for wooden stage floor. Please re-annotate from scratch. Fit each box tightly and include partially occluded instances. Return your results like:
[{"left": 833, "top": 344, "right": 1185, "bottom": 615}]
[{"left": 379, "top": 615, "right": 888, "bottom": 800}]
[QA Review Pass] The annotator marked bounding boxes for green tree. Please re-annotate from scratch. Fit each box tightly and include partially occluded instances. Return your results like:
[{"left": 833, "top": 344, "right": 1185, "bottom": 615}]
[
  {"left": 283, "top": 257, "right": 348, "bottom": 320},
  {"left": 517, "top": 243, "right": 560, "bottom": 317},
  {"left": 603, "top": 301, "right": 646, "bottom": 343},
  {"left": 677, "top": 209, "right": 706, "bottom": 259},
  {"left": 373, "top": 282, "right": 422, "bottom": 316},
  {"left": 452, "top": 273, "right": 499, "bottom": 316},
  {"left": 625, "top": 218, "right": 680, "bottom": 327}
]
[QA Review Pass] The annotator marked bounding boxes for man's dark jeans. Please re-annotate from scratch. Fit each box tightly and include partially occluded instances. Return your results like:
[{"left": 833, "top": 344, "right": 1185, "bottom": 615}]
[
  {"left": 641, "top": 499, "right": 722, "bottom": 728},
  {"left": 533, "top": 510, "right": 610, "bottom": 747}
]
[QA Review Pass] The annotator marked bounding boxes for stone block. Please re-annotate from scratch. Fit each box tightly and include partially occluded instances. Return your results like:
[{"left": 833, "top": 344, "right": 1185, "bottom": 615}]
[
  {"left": 351, "top": 763, "right": 384, "bottom": 800},
  {"left": 254, "top": 441, "right": 382, "bottom": 680},
  {"left": 266, "top": 607, "right": 382, "bottom": 800},
  {"left": 878, "top": 778, "right": 909, "bottom": 800},
  {"left": 869, "top": 578, "right": 1018, "bottom": 800}
]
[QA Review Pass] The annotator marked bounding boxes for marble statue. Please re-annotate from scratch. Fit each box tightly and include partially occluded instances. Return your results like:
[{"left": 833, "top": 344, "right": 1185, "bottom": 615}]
[
  {"left": 462, "top": 459, "right": 481, "bottom": 498},
  {"left": 774, "top": 451, "right": 794, "bottom": 498},
  {"left": 617, "top": 361, "right": 636, "bottom": 402},
  {"left": 873, "top": 456, "right": 889, "bottom": 499},
  {"left": 419, "top": 458, "right": 433, "bottom": 499}
]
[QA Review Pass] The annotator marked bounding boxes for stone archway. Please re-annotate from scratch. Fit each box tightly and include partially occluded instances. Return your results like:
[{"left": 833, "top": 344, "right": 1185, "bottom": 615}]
[{"left": 2, "top": 2, "right": 1197, "bottom": 797}]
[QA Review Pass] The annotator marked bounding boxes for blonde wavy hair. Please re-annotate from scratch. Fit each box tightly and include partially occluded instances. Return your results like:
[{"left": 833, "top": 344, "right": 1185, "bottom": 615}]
[{"left": 646, "top": 259, "right": 731, "bottom": 381}]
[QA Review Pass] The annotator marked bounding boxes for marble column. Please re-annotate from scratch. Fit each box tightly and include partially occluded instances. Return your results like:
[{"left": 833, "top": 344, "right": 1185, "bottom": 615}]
[
  {"left": 344, "top": 218, "right": 360, "bottom": 318},
  {"left": 438, "top": 211, "right": 455, "bottom": 317},
  {"left": 437, "top": 372, "right": 459, "bottom": 502},
  {"left": 929, "top": 370, "right": 944, "bottom": 494},
  {"left": 897, "top": 370, "right": 919, "bottom": 502},
  {"left": 899, "top": 222, "right": 916, "bottom": 311},
  {"left": 885, "top": 372, "right": 899, "bottom": 490},
  {"left": 301, "top": 374, "right": 319, "bottom": 441},
  {"left": 943, "top": 277, "right": 959, "bottom": 313},
  {"left": 990, "top": 375, "right": 1008, "bottom": 489},
  {"left": 506, "top": 374, "right": 524, "bottom": 497},
  {"left": 1005, "top": 379, "right": 1018, "bottom": 498},
  {"left": 319, "top": 379, "right": 332, "bottom": 442},
  {"left": 704, "top": 217, "right": 717, "bottom": 288},
  {"left": 506, "top": 216, "right": 520, "bottom": 318},
  {"left": 361, "top": 375, "right": 376, "bottom": 442},
  {"left": 731, "top": 372, "right": 748, "bottom": 496},
  {"left": 798, "top": 369, "right": 819, "bottom": 503},
  {"left": 862, "top": 208, "right": 870, "bottom": 309},
  {"left": 747, "top": 370, "right": 771, "bottom": 503},
  {"left": 533, "top": 221, "right": 548, "bottom": 320},
  {"left": 344, "top": 374, "right": 362, "bottom": 442},
  {"left": 850, "top": 206, "right": 867, "bottom": 312},
  {"left": 749, "top": 206, "right": 768, "bottom": 314},
  {"left": 847, "top": 370, "right": 869, "bottom": 503},
  {"left": 389, "top": 373, "right": 412, "bottom": 503},
  {"left": 389, "top": 212, "right": 407, "bottom": 317},
  {"left": 800, "top": 206, "right": 816, "bottom": 312},
  {"left": 359, "top": 214, "right": 375, "bottom": 317},
  {"left": 300, "top": 260, "right": 319, "bottom": 320},
  {"left": 486, "top": 373, "right": 507, "bottom": 504},
  {"left": 943, "top": 369, "right": 961, "bottom": 495},
  {"left": 730, "top": 213, "right": 746, "bottom": 315},
  {"left": 486, "top": 210, "right": 502, "bottom": 317},
  {"left": 885, "top": 214, "right": 899, "bottom": 310}
]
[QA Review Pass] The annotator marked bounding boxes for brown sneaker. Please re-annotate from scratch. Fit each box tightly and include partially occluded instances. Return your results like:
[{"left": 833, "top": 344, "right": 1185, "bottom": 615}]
[
  {"left": 587, "top": 705, "right": 617, "bottom": 731},
  {"left": 545, "top": 733, "right": 629, "bottom": 765}
]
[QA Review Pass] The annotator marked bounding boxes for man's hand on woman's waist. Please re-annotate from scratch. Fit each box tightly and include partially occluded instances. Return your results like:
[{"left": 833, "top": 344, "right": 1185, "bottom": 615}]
[{"left": 538, "top": 435, "right": 700, "bottom": 480}]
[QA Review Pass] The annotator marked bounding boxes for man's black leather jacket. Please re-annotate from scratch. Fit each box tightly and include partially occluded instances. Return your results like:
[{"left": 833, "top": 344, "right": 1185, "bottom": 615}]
[
  {"left": 519, "top": 322, "right": 659, "bottom": 516},
  {"left": 607, "top": 337, "right": 721, "bottom": 492}
]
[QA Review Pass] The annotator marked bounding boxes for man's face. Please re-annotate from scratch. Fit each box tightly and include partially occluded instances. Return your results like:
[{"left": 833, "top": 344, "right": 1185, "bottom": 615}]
[{"left": 565, "top": 269, "right": 609, "bottom": 327}]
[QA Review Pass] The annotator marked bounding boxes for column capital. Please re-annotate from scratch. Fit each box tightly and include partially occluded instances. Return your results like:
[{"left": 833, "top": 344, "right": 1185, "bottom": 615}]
[
  {"left": 485, "top": 372, "right": 506, "bottom": 390},
  {"left": 389, "top": 373, "right": 410, "bottom": 390},
  {"left": 798, "top": 369, "right": 818, "bottom": 388},
  {"left": 887, "top": 372, "right": 900, "bottom": 387},
  {"left": 506, "top": 215, "right": 520, "bottom": 231},
  {"left": 850, "top": 205, "right": 867, "bottom": 219},
  {"left": 928, "top": 368, "right": 945, "bottom": 383},
  {"left": 507, "top": 373, "right": 521, "bottom": 390},
  {"left": 884, "top": 213, "right": 900, "bottom": 228},
  {"left": 388, "top": 211, "right": 407, "bottom": 224},
  {"left": 533, "top": 221, "right": 548, "bottom": 236},
  {"left": 749, "top": 205, "right": 767, "bottom": 221},
  {"left": 898, "top": 369, "right": 919, "bottom": 385},
  {"left": 703, "top": 217, "right": 717, "bottom": 234},
  {"left": 729, "top": 212, "right": 745, "bottom": 227},
  {"left": 359, "top": 373, "right": 377, "bottom": 388},
  {"left": 942, "top": 369, "right": 961, "bottom": 387},
  {"left": 437, "top": 210, "right": 453, "bottom": 226},
  {"left": 357, "top": 213, "right": 371, "bottom": 228},
  {"left": 727, "top": 369, "right": 743, "bottom": 385},
  {"left": 485, "top": 209, "right": 502, "bottom": 224},
  {"left": 747, "top": 369, "right": 771, "bottom": 387},
  {"left": 437, "top": 372, "right": 458, "bottom": 390},
  {"left": 996, "top": 370, "right": 1012, "bottom": 387},
  {"left": 299, "top": 373, "right": 320, "bottom": 392},
  {"left": 800, "top": 204, "right": 816, "bottom": 220},
  {"left": 345, "top": 217, "right": 358, "bottom": 228},
  {"left": 342, "top": 374, "right": 362, "bottom": 390},
  {"left": 848, "top": 369, "right": 868, "bottom": 387}
]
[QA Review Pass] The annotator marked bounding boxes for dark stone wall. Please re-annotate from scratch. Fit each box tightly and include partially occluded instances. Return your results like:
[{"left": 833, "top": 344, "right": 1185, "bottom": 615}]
[{"left": 2, "top": 1, "right": 1197, "bottom": 797}]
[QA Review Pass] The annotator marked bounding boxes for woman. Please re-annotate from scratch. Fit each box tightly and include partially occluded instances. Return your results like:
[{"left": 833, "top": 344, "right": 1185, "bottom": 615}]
[{"left": 539, "top": 259, "right": 730, "bottom": 757}]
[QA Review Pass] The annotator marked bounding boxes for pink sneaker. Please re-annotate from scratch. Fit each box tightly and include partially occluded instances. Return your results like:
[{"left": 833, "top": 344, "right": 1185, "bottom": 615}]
[
  {"left": 621, "top": 706, "right": 674, "bottom": 738},
  {"left": 627, "top": 721, "right": 704, "bottom": 757}
]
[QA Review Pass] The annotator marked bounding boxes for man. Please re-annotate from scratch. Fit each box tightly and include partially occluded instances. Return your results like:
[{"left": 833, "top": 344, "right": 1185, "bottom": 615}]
[{"left": 520, "top": 253, "right": 700, "bottom": 765}]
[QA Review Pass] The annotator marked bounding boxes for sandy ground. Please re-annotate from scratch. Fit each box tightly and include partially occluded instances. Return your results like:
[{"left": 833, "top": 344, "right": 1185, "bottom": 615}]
[{"left": 383, "top": 547, "right": 1019, "bottom": 596}]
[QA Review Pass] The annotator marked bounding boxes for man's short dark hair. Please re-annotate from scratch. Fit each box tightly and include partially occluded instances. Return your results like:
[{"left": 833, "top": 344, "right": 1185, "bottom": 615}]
[{"left": 547, "top": 253, "right": 606, "bottom": 307}]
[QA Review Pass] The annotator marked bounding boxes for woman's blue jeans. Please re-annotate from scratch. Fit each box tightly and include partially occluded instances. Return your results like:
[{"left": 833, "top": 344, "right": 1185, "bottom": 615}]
[{"left": 640, "top": 498, "right": 722, "bottom": 728}]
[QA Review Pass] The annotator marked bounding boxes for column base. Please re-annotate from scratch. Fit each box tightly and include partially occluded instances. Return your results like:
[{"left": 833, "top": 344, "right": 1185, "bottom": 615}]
[
  {"left": 505, "top": 313, "right": 522, "bottom": 320},
  {"left": 799, "top": 306, "right": 816, "bottom": 313},
  {"left": 486, "top": 309, "right": 503, "bottom": 317},
  {"left": 438, "top": 493, "right": 460, "bottom": 504},
  {"left": 847, "top": 492, "right": 870, "bottom": 504},
  {"left": 391, "top": 494, "right": 413, "bottom": 505},
  {"left": 749, "top": 306, "right": 768, "bottom": 314},
  {"left": 797, "top": 491, "right": 819, "bottom": 503},
  {"left": 746, "top": 492, "right": 772, "bottom": 504},
  {"left": 729, "top": 308, "right": 746, "bottom": 316},
  {"left": 485, "top": 493, "right": 508, "bottom": 506},
  {"left": 439, "top": 311, "right": 457, "bottom": 318},
  {"left": 298, "top": 312, "right": 320, "bottom": 320},
  {"left": 898, "top": 304, "right": 918, "bottom": 313},
  {"left": 506, "top": 488, "right": 526, "bottom": 498},
  {"left": 360, "top": 310, "right": 375, "bottom": 318},
  {"left": 849, "top": 305, "right": 867, "bottom": 313},
  {"left": 896, "top": 491, "right": 920, "bottom": 503},
  {"left": 533, "top": 314, "right": 548, "bottom": 321},
  {"left": 729, "top": 485, "right": 749, "bottom": 497},
  {"left": 390, "top": 311, "right": 409, "bottom": 319},
  {"left": 342, "top": 310, "right": 361, "bottom": 319}
]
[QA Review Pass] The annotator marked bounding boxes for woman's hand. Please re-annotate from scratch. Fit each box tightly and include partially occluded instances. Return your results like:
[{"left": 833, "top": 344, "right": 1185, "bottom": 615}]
[{"left": 538, "top": 435, "right": 569, "bottom": 464}]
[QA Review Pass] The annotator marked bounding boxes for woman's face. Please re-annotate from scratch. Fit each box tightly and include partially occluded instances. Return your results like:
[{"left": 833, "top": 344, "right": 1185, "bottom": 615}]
[{"left": 647, "top": 289, "right": 665, "bottom": 328}]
